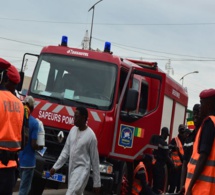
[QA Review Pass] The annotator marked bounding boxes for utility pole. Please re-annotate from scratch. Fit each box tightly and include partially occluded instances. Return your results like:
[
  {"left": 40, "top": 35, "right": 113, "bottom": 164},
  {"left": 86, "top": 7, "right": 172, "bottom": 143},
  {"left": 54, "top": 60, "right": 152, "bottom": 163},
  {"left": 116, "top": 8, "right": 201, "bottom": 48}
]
[
  {"left": 81, "top": 30, "right": 90, "bottom": 50},
  {"left": 165, "top": 59, "right": 174, "bottom": 76},
  {"left": 88, "top": 0, "right": 103, "bottom": 50}
]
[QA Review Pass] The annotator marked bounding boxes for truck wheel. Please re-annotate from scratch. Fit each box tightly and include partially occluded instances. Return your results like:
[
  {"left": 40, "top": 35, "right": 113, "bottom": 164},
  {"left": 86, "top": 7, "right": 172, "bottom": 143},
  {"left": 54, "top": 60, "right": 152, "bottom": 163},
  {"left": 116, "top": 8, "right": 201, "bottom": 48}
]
[{"left": 116, "top": 162, "right": 132, "bottom": 195}]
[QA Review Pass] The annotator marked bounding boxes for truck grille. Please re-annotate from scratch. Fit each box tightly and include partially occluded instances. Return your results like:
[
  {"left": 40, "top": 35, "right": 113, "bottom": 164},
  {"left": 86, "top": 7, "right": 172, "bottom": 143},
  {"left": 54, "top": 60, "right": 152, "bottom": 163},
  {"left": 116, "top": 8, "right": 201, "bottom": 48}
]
[{"left": 44, "top": 126, "right": 69, "bottom": 158}]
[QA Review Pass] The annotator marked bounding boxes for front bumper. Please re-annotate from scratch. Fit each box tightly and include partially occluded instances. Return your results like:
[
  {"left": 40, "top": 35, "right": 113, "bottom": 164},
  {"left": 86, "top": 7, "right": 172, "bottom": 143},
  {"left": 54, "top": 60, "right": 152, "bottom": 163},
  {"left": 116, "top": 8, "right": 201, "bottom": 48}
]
[{"left": 87, "top": 173, "right": 114, "bottom": 193}]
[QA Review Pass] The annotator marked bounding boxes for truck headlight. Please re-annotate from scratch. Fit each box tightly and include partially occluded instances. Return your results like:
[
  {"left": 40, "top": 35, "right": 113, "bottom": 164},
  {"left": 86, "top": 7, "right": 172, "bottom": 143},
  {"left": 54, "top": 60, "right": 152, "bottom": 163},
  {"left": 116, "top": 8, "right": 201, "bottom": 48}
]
[{"left": 99, "top": 164, "right": 113, "bottom": 174}]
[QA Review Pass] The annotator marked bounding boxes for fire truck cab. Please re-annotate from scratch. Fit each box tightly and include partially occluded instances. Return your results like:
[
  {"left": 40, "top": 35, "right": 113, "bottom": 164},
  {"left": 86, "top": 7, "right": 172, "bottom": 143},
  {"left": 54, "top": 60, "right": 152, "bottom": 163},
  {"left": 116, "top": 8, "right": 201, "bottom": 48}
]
[{"left": 18, "top": 36, "right": 188, "bottom": 194}]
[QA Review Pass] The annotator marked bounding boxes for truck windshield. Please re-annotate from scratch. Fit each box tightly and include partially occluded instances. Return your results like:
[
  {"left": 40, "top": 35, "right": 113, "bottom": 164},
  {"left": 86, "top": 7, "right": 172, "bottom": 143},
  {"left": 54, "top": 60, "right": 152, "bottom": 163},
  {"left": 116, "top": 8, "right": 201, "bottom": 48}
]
[{"left": 29, "top": 54, "right": 117, "bottom": 110}]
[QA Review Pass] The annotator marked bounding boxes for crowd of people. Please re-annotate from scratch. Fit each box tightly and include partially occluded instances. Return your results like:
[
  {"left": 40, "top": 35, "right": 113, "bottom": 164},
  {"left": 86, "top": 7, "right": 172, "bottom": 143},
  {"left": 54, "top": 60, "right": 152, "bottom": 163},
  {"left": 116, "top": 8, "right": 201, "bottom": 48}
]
[
  {"left": 1, "top": 57, "right": 215, "bottom": 195},
  {"left": 129, "top": 99, "right": 202, "bottom": 195},
  {"left": 132, "top": 88, "right": 215, "bottom": 195},
  {"left": 0, "top": 57, "right": 101, "bottom": 195}
]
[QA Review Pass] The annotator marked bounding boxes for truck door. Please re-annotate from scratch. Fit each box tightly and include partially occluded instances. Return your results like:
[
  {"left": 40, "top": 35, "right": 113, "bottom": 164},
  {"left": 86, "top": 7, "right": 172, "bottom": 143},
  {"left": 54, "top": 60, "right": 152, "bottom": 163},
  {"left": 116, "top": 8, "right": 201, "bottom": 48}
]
[{"left": 110, "top": 66, "right": 166, "bottom": 161}]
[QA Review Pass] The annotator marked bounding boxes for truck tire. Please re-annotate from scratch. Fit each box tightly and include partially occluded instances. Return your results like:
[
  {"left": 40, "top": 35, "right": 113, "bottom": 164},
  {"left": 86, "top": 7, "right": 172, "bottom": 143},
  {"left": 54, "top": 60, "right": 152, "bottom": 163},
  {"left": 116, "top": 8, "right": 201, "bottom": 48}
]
[{"left": 115, "top": 162, "right": 132, "bottom": 195}]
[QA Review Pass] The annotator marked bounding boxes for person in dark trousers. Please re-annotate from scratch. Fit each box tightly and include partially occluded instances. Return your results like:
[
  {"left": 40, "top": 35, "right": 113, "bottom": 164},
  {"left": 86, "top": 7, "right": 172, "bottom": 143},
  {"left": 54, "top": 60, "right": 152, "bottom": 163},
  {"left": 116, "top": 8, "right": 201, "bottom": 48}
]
[
  {"left": 185, "top": 89, "right": 215, "bottom": 195},
  {"left": 18, "top": 96, "right": 43, "bottom": 195},
  {"left": 131, "top": 155, "right": 156, "bottom": 195},
  {"left": 180, "top": 104, "right": 201, "bottom": 192},
  {"left": 168, "top": 124, "right": 186, "bottom": 193},
  {"left": 150, "top": 127, "right": 174, "bottom": 194},
  {"left": 0, "top": 58, "right": 24, "bottom": 195},
  {"left": 3, "top": 64, "right": 25, "bottom": 189}
]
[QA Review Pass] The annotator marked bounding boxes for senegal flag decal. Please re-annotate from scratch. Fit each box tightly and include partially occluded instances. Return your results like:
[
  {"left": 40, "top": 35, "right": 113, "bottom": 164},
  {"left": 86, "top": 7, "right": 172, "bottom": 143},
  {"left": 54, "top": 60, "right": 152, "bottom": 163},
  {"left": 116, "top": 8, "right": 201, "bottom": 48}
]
[{"left": 134, "top": 127, "right": 144, "bottom": 138}]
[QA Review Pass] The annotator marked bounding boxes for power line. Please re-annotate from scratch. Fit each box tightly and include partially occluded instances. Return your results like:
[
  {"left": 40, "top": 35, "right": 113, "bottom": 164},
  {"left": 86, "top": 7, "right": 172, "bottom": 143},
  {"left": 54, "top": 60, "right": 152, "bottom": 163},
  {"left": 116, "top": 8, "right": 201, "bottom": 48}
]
[
  {"left": 125, "top": 57, "right": 215, "bottom": 62},
  {"left": 162, "top": 59, "right": 215, "bottom": 61},
  {"left": 93, "top": 37, "right": 215, "bottom": 60},
  {"left": 1, "top": 35, "right": 215, "bottom": 62},
  {"left": 0, "top": 36, "right": 43, "bottom": 47},
  {"left": 1, "top": 17, "right": 215, "bottom": 26}
]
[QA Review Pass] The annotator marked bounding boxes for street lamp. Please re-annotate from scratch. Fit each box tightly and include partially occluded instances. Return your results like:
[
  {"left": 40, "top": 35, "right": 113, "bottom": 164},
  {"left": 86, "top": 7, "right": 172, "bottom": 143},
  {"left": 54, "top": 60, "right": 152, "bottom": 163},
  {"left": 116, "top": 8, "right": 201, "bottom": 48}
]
[
  {"left": 180, "top": 71, "right": 199, "bottom": 86},
  {"left": 88, "top": 0, "right": 103, "bottom": 50}
]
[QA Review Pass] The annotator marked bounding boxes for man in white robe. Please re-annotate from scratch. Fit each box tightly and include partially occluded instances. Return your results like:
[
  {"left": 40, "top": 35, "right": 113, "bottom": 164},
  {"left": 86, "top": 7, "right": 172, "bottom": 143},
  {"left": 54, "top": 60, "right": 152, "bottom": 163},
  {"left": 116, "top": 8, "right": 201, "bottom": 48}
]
[{"left": 50, "top": 106, "right": 101, "bottom": 195}]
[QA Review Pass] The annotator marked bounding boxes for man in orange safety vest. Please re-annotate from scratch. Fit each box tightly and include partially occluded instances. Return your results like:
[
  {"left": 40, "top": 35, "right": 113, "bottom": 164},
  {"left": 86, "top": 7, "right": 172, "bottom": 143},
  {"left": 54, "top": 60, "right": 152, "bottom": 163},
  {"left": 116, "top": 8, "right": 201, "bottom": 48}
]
[
  {"left": 168, "top": 124, "right": 186, "bottom": 193},
  {"left": 185, "top": 88, "right": 215, "bottom": 195},
  {"left": 132, "top": 154, "right": 156, "bottom": 195},
  {"left": 0, "top": 58, "right": 24, "bottom": 195}
]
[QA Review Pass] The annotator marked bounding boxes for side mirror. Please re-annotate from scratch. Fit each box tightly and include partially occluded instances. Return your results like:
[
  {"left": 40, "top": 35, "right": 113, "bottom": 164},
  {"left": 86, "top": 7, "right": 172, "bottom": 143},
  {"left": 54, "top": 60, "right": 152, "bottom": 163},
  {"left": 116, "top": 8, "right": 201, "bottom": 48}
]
[
  {"left": 124, "top": 88, "right": 138, "bottom": 111},
  {"left": 16, "top": 71, "right": 25, "bottom": 92}
]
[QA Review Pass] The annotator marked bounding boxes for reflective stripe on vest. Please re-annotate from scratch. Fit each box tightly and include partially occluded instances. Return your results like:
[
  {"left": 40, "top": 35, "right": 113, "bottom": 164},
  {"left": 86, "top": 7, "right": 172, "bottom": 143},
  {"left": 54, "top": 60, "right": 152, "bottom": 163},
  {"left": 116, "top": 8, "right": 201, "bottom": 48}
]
[
  {"left": 0, "top": 141, "right": 22, "bottom": 149},
  {"left": 132, "top": 162, "right": 148, "bottom": 195},
  {"left": 171, "top": 136, "right": 184, "bottom": 167},
  {"left": 189, "top": 158, "right": 215, "bottom": 167},
  {"left": 158, "top": 144, "right": 169, "bottom": 150},
  {"left": 184, "top": 142, "right": 194, "bottom": 147},
  {"left": 185, "top": 116, "right": 215, "bottom": 194},
  {"left": 187, "top": 172, "right": 215, "bottom": 183}
]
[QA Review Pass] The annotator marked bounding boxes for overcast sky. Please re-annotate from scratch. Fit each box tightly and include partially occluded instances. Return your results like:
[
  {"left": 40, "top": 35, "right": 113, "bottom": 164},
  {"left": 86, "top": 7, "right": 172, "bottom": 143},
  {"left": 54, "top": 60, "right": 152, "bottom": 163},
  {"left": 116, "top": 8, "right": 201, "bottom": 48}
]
[{"left": 1, "top": 0, "right": 215, "bottom": 109}]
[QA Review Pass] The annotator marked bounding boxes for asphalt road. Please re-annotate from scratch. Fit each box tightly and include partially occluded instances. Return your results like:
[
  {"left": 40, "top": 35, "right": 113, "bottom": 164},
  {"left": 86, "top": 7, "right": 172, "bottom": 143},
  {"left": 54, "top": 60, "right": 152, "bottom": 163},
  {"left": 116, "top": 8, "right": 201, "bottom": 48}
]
[
  {"left": 13, "top": 189, "right": 95, "bottom": 195},
  {"left": 13, "top": 189, "right": 67, "bottom": 195},
  {"left": 13, "top": 180, "right": 94, "bottom": 195}
]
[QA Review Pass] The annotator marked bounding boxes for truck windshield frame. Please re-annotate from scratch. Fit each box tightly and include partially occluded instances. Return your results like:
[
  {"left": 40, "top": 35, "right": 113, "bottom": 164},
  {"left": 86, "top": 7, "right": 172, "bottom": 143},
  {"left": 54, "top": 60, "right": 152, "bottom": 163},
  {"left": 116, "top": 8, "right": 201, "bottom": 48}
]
[{"left": 29, "top": 53, "right": 117, "bottom": 110}]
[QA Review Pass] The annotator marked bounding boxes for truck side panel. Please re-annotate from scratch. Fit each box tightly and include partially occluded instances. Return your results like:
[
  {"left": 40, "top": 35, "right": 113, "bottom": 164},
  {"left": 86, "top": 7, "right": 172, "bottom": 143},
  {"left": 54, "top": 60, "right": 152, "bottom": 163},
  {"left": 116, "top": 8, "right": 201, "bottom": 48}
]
[
  {"left": 161, "top": 95, "right": 173, "bottom": 133},
  {"left": 172, "top": 102, "right": 186, "bottom": 138},
  {"left": 161, "top": 96, "right": 186, "bottom": 142}
]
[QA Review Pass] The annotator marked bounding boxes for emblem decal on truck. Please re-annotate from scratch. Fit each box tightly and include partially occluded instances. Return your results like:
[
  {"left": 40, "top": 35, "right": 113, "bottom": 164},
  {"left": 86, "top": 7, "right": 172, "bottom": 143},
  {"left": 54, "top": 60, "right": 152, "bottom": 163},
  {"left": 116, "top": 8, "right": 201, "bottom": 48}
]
[
  {"left": 118, "top": 124, "right": 134, "bottom": 148},
  {"left": 57, "top": 131, "right": 64, "bottom": 143},
  {"left": 67, "top": 49, "right": 89, "bottom": 56},
  {"left": 172, "top": 89, "right": 180, "bottom": 98}
]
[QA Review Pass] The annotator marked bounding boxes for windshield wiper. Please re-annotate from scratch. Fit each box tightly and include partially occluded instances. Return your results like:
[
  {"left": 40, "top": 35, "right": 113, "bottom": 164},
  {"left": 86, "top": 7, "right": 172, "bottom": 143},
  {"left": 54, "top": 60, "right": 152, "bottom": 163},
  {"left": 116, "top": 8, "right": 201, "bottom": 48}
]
[
  {"left": 63, "top": 99, "right": 99, "bottom": 109},
  {"left": 32, "top": 93, "right": 99, "bottom": 109},
  {"left": 32, "top": 93, "right": 63, "bottom": 104}
]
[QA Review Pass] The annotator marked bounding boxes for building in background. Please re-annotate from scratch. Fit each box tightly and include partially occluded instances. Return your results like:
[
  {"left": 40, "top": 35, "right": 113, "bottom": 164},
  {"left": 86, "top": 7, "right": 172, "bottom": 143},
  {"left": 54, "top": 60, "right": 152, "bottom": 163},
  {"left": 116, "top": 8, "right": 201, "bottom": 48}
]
[{"left": 21, "top": 75, "right": 31, "bottom": 95}]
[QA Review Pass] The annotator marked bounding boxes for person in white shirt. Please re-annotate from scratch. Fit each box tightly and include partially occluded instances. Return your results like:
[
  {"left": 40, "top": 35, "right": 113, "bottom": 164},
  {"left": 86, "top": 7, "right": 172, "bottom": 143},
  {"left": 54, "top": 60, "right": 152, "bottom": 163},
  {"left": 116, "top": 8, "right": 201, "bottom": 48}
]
[{"left": 50, "top": 106, "right": 101, "bottom": 195}]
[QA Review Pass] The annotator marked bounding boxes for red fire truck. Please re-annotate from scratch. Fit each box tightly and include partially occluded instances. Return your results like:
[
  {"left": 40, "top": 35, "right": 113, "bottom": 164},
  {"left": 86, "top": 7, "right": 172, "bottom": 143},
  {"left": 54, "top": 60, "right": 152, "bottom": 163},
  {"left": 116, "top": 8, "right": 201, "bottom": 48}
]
[{"left": 18, "top": 36, "right": 188, "bottom": 194}]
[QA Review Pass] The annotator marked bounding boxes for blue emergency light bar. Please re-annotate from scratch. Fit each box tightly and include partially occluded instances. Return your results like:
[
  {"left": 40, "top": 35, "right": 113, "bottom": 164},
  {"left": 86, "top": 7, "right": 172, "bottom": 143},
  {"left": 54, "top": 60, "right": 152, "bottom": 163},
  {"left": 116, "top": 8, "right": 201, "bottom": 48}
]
[
  {"left": 61, "top": 36, "right": 68, "bottom": 46},
  {"left": 104, "top": 42, "right": 111, "bottom": 53}
]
